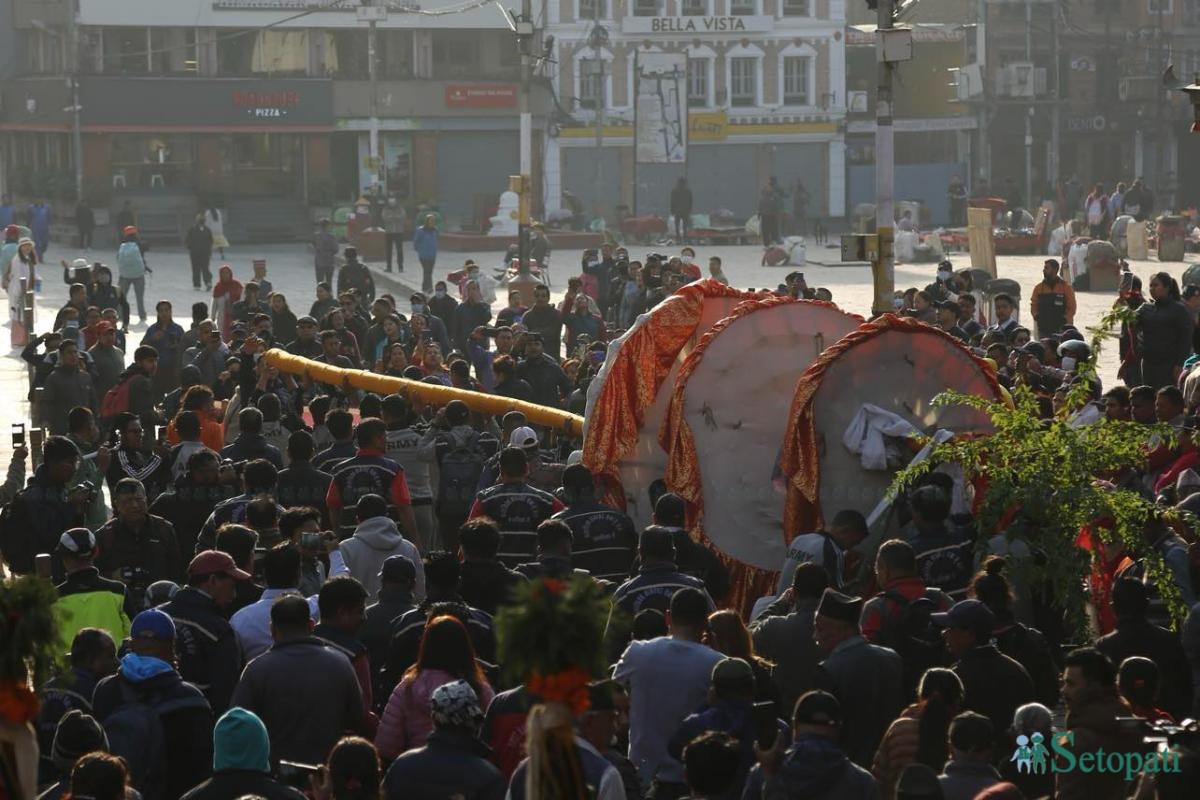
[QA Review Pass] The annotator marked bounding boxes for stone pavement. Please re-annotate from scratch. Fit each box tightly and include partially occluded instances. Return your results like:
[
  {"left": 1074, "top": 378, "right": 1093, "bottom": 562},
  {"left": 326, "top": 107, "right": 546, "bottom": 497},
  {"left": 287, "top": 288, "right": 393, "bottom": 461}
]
[{"left": 3, "top": 238, "right": 1197, "bottom": 472}]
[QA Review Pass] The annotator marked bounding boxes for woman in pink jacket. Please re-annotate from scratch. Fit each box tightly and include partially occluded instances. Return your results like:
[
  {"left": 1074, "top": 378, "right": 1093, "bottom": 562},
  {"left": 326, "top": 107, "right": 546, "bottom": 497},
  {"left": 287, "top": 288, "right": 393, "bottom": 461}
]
[{"left": 375, "top": 614, "right": 495, "bottom": 759}]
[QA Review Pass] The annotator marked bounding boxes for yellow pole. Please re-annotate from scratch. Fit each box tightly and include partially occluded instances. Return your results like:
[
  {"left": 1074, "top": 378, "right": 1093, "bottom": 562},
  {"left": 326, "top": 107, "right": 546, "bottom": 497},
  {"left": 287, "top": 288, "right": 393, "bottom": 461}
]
[{"left": 263, "top": 349, "right": 585, "bottom": 437}]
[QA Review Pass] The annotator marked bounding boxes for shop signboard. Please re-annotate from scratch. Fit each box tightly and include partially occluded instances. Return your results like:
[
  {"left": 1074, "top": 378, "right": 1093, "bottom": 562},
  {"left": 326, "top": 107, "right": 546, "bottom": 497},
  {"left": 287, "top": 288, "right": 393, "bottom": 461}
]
[
  {"left": 445, "top": 84, "right": 518, "bottom": 109},
  {"left": 81, "top": 77, "right": 333, "bottom": 128}
]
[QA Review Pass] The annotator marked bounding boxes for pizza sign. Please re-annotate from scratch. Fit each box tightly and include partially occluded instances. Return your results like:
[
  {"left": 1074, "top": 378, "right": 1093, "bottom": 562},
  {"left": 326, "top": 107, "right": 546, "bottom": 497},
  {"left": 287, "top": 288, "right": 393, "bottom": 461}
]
[{"left": 233, "top": 90, "right": 301, "bottom": 118}]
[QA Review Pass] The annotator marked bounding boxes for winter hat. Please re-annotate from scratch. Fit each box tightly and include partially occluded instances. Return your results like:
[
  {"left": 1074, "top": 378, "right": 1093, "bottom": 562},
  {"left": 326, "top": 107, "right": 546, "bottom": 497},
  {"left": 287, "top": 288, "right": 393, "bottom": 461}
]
[
  {"left": 212, "top": 707, "right": 271, "bottom": 773},
  {"left": 430, "top": 680, "right": 484, "bottom": 732},
  {"left": 51, "top": 709, "right": 109, "bottom": 773},
  {"left": 895, "top": 763, "right": 944, "bottom": 800}
]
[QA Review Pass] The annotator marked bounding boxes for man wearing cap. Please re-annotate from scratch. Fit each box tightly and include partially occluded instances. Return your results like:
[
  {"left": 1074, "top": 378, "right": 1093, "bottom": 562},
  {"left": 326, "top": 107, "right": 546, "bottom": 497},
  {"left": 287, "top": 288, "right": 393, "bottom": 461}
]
[
  {"left": 233, "top": 595, "right": 368, "bottom": 765},
  {"left": 517, "top": 331, "right": 573, "bottom": 409},
  {"left": 361, "top": 554, "right": 417, "bottom": 694},
  {"left": 742, "top": 690, "right": 878, "bottom": 800},
  {"left": 468, "top": 447, "right": 564, "bottom": 568},
  {"left": 92, "top": 609, "right": 214, "bottom": 799},
  {"left": 667, "top": 657, "right": 788, "bottom": 795},
  {"left": 383, "top": 679, "right": 506, "bottom": 798},
  {"left": 1029, "top": 258, "right": 1075, "bottom": 338},
  {"left": 116, "top": 225, "right": 149, "bottom": 325},
  {"left": 233, "top": 281, "right": 270, "bottom": 325},
  {"left": 933, "top": 598, "right": 1034, "bottom": 737},
  {"left": 159, "top": 550, "right": 250, "bottom": 714},
  {"left": 38, "top": 709, "right": 110, "bottom": 800},
  {"left": 285, "top": 315, "right": 323, "bottom": 359},
  {"left": 53, "top": 528, "right": 131, "bottom": 652},
  {"left": 552, "top": 464, "right": 638, "bottom": 583},
  {"left": 812, "top": 587, "right": 904, "bottom": 766},
  {"left": 504, "top": 424, "right": 565, "bottom": 495},
  {"left": 180, "top": 707, "right": 305, "bottom": 800},
  {"left": 88, "top": 319, "right": 125, "bottom": 400}
]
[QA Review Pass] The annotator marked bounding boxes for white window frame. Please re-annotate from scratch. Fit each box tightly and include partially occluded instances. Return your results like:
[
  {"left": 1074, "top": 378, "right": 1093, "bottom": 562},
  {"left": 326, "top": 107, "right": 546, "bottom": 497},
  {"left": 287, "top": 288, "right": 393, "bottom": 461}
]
[
  {"left": 633, "top": 0, "right": 661, "bottom": 16},
  {"left": 724, "top": 44, "right": 764, "bottom": 109},
  {"left": 778, "top": 43, "right": 817, "bottom": 108},
  {"left": 680, "top": 0, "right": 710, "bottom": 16},
  {"left": 780, "top": 0, "right": 810, "bottom": 17},
  {"left": 729, "top": 0, "right": 760, "bottom": 17},
  {"left": 574, "top": 46, "right": 614, "bottom": 114},
  {"left": 577, "top": 0, "right": 608, "bottom": 21},
  {"left": 686, "top": 46, "right": 716, "bottom": 108}
]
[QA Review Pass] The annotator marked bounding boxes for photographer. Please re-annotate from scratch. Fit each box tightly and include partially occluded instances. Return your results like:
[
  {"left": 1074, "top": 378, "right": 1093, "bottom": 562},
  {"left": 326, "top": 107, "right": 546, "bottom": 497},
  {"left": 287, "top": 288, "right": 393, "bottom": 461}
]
[{"left": 96, "top": 478, "right": 182, "bottom": 603}]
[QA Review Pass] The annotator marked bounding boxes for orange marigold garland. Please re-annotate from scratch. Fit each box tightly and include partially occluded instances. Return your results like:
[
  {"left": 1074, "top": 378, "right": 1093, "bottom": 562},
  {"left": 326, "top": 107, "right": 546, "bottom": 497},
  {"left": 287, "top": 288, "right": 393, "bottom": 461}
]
[{"left": 495, "top": 577, "right": 611, "bottom": 800}]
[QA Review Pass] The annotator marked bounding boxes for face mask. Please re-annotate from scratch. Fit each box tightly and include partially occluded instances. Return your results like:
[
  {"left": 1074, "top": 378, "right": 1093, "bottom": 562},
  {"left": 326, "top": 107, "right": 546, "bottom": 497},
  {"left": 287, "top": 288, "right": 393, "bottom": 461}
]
[
  {"left": 434, "top": 289, "right": 446, "bottom": 298},
  {"left": 937, "top": 270, "right": 952, "bottom": 282},
  {"left": 892, "top": 297, "right": 905, "bottom": 310},
  {"left": 1061, "top": 356, "right": 1077, "bottom": 371},
  {"left": 411, "top": 303, "right": 426, "bottom": 314}
]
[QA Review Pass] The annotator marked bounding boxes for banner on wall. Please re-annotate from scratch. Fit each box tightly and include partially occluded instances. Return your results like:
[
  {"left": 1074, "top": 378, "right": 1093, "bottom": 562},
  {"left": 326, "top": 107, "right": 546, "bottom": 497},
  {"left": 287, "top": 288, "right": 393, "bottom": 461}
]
[{"left": 634, "top": 52, "right": 687, "bottom": 164}]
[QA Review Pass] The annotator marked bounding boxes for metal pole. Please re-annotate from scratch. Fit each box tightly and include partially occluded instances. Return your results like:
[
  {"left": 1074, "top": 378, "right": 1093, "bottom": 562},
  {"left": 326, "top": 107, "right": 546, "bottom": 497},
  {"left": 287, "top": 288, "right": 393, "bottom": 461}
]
[
  {"left": 1155, "top": 3, "right": 1165, "bottom": 202},
  {"left": 872, "top": 0, "right": 895, "bottom": 316},
  {"left": 368, "top": 17, "right": 380, "bottom": 189},
  {"left": 1049, "top": 3, "right": 1060, "bottom": 195},
  {"left": 592, "top": 5, "right": 604, "bottom": 225},
  {"left": 976, "top": 0, "right": 989, "bottom": 189},
  {"left": 1024, "top": 0, "right": 1032, "bottom": 210},
  {"left": 517, "top": 0, "right": 533, "bottom": 277},
  {"left": 66, "top": 4, "right": 83, "bottom": 202}
]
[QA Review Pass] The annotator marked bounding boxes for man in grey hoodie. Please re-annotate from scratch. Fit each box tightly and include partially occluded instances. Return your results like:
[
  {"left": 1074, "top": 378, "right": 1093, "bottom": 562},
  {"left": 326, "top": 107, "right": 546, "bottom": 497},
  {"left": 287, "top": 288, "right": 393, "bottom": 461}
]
[{"left": 337, "top": 493, "right": 425, "bottom": 602}]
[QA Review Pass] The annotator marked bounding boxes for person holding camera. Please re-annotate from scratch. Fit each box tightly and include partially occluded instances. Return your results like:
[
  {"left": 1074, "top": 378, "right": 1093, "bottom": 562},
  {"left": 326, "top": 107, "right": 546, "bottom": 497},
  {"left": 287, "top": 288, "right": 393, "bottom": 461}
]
[{"left": 95, "top": 478, "right": 182, "bottom": 607}]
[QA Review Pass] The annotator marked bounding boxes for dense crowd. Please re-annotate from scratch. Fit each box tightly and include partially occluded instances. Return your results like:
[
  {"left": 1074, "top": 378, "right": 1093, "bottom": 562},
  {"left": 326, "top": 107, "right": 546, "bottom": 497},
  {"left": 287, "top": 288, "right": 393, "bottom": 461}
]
[{"left": 6, "top": 227, "right": 1200, "bottom": 800}]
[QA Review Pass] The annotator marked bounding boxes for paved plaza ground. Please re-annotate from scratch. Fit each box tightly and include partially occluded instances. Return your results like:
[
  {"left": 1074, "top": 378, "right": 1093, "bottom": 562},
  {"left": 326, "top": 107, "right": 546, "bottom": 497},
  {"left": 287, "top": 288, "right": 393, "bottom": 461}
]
[{"left": 3, "top": 237, "right": 1196, "bottom": 470}]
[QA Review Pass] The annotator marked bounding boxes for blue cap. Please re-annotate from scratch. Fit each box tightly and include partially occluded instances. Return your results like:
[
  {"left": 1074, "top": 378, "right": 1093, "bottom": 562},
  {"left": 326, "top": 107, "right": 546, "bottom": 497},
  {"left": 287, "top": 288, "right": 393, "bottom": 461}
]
[
  {"left": 130, "top": 609, "right": 176, "bottom": 642},
  {"left": 931, "top": 599, "right": 994, "bottom": 638}
]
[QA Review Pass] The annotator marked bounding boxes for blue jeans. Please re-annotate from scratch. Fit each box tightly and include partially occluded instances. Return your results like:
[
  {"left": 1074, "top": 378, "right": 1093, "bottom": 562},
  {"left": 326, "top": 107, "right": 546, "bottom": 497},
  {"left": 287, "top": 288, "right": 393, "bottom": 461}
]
[{"left": 119, "top": 276, "right": 145, "bottom": 321}]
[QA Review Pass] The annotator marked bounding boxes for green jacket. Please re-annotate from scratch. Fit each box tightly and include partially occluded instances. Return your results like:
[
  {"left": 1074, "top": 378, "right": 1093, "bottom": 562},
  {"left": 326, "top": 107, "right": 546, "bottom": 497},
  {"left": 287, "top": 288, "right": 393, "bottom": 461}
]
[
  {"left": 68, "top": 434, "right": 108, "bottom": 530},
  {"left": 54, "top": 567, "right": 131, "bottom": 653}
]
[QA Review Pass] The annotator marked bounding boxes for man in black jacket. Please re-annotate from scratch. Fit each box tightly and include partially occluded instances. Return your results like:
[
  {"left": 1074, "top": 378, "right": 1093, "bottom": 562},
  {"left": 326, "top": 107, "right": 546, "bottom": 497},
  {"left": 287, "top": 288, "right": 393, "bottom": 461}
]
[
  {"left": 221, "top": 406, "right": 284, "bottom": 469},
  {"left": 812, "top": 588, "right": 905, "bottom": 767},
  {"left": 516, "top": 333, "right": 572, "bottom": 409},
  {"left": 633, "top": 491, "right": 730, "bottom": 606},
  {"left": 231, "top": 595, "right": 367, "bottom": 766},
  {"left": 362, "top": 555, "right": 417, "bottom": 707},
  {"left": 92, "top": 609, "right": 213, "bottom": 800},
  {"left": 150, "top": 449, "right": 239, "bottom": 561},
  {"left": 275, "top": 430, "right": 333, "bottom": 514},
  {"left": 1096, "top": 577, "right": 1193, "bottom": 721},
  {"left": 935, "top": 598, "right": 1035, "bottom": 742},
  {"left": 160, "top": 549, "right": 250, "bottom": 715},
  {"left": 42, "top": 339, "right": 95, "bottom": 435},
  {"left": 552, "top": 464, "right": 637, "bottom": 583},
  {"left": 383, "top": 679, "right": 505, "bottom": 799},
  {"left": 96, "top": 478, "right": 181, "bottom": 602},
  {"left": 15, "top": 435, "right": 88, "bottom": 577},
  {"left": 606, "top": 526, "right": 714, "bottom": 661},
  {"left": 457, "top": 516, "right": 525, "bottom": 614}
]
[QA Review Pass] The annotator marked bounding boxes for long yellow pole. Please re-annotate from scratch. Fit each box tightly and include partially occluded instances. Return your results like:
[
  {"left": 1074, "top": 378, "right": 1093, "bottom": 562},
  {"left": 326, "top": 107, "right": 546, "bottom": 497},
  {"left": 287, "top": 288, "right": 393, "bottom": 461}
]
[{"left": 263, "top": 349, "right": 585, "bottom": 437}]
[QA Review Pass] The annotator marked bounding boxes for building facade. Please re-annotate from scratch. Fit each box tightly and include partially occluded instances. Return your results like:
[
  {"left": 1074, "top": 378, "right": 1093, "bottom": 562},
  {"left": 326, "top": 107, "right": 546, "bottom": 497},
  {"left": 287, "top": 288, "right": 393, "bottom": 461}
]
[
  {"left": 0, "top": 0, "right": 551, "bottom": 239},
  {"left": 544, "top": 0, "right": 847, "bottom": 224}
]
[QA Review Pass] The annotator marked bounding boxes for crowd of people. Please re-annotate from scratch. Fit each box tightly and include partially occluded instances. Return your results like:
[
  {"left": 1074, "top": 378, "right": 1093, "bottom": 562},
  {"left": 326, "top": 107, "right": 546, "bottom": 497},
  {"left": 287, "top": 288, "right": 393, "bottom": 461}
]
[{"left": 6, "top": 226, "right": 1200, "bottom": 800}]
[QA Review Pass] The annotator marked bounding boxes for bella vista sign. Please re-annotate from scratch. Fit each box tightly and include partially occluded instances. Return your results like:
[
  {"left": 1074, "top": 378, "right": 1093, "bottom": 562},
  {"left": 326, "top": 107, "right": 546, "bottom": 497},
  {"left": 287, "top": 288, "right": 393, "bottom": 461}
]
[{"left": 623, "top": 15, "right": 772, "bottom": 34}]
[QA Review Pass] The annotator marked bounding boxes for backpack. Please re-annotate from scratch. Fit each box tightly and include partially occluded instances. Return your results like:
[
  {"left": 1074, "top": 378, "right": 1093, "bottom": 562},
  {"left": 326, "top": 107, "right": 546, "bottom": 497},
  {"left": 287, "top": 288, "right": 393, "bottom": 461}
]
[
  {"left": 876, "top": 589, "right": 944, "bottom": 697},
  {"left": 436, "top": 433, "right": 486, "bottom": 517},
  {"left": 0, "top": 495, "right": 34, "bottom": 574},
  {"left": 100, "top": 375, "right": 134, "bottom": 419},
  {"left": 103, "top": 680, "right": 207, "bottom": 800}
]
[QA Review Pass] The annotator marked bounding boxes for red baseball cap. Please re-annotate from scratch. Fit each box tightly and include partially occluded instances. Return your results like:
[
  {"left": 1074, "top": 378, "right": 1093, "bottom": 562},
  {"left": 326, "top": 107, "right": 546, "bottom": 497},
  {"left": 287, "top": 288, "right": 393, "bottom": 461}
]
[
  {"left": 95, "top": 320, "right": 115, "bottom": 333},
  {"left": 122, "top": 225, "right": 138, "bottom": 237},
  {"left": 187, "top": 550, "right": 251, "bottom": 581}
]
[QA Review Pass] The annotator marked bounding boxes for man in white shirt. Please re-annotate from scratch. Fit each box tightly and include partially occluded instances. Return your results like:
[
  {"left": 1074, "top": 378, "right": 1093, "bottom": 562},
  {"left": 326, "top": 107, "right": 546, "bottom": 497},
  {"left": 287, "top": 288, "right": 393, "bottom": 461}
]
[
  {"left": 231, "top": 542, "right": 319, "bottom": 661},
  {"left": 613, "top": 586, "right": 723, "bottom": 797}
]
